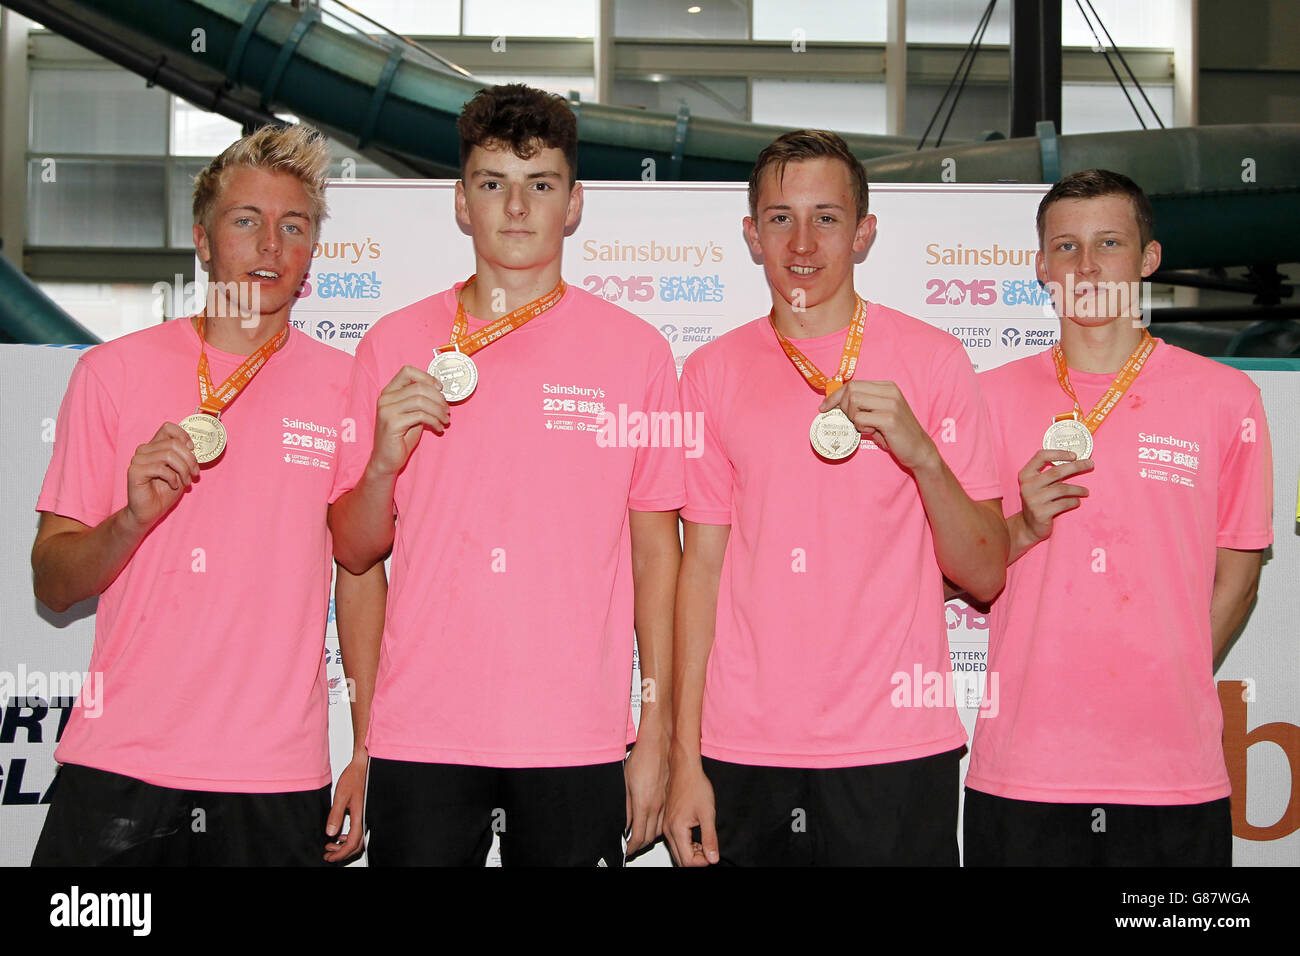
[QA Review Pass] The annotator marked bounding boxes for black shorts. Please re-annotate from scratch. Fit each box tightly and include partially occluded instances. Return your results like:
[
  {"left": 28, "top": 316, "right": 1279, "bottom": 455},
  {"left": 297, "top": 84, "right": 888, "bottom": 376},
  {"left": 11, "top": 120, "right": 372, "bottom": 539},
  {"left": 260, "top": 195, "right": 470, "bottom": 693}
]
[
  {"left": 364, "top": 757, "right": 626, "bottom": 867},
  {"left": 962, "top": 787, "right": 1233, "bottom": 866},
  {"left": 701, "top": 748, "right": 962, "bottom": 866},
  {"left": 31, "top": 763, "right": 331, "bottom": 867}
]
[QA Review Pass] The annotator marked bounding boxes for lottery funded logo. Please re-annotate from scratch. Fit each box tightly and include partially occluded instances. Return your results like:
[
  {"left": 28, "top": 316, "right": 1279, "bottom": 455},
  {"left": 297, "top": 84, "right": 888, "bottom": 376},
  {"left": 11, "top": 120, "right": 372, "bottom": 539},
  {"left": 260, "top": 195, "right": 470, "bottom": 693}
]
[{"left": 948, "top": 325, "right": 993, "bottom": 348}]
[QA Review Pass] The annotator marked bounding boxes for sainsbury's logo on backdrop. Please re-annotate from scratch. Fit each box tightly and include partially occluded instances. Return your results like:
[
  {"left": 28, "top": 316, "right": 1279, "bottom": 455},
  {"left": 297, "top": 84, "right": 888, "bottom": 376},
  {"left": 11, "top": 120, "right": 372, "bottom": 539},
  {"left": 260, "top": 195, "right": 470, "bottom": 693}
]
[
  {"left": 582, "top": 238, "right": 724, "bottom": 266},
  {"left": 924, "top": 242, "right": 1036, "bottom": 267},
  {"left": 312, "top": 238, "right": 382, "bottom": 263}
]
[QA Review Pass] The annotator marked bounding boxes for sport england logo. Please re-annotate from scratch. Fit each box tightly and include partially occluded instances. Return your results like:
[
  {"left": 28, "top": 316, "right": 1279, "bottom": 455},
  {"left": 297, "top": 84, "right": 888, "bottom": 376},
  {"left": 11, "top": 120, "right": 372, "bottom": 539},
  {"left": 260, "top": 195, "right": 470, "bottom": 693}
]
[
  {"left": 659, "top": 324, "right": 679, "bottom": 343},
  {"left": 1001, "top": 327, "right": 1021, "bottom": 347},
  {"left": 315, "top": 320, "right": 337, "bottom": 341}
]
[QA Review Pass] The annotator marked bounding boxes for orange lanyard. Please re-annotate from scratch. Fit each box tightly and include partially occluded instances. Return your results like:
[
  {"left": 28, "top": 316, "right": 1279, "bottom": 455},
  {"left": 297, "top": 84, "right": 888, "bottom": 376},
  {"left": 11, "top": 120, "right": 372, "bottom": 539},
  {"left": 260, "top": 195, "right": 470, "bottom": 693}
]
[
  {"left": 440, "top": 275, "right": 566, "bottom": 356},
  {"left": 771, "top": 297, "right": 868, "bottom": 397},
  {"left": 1051, "top": 329, "right": 1156, "bottom": 430},
  {"left": 194, "top": 316, "right": 289, "bottom": 417}
]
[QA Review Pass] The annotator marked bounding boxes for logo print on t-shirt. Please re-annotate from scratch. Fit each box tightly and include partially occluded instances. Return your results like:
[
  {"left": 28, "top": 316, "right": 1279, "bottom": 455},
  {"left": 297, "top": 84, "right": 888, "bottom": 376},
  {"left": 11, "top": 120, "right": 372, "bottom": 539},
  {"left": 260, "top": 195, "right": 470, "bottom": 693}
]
[{"left": 1136, "top": 431, "right": 1200, "bottom": 488}]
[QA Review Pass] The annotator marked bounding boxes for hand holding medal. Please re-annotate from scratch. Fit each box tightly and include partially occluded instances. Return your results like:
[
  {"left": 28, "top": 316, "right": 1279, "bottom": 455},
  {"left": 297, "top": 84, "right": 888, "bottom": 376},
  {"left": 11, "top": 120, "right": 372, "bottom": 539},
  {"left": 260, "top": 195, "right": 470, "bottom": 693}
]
[
  {"left": 1016, "top": 447, "right": 1095, "bottom": 546},
  {"left": 123, "top": 422, "right": 202, "bottom": 534},
  {"left": 369, "top": 365, "right": 451, "bottom": 479},
  {"left": 818, "top": 379, "right": 940, "bottom": 472},
  {"left": 773, "top": 296, "right": 868, "bottom": 462}
]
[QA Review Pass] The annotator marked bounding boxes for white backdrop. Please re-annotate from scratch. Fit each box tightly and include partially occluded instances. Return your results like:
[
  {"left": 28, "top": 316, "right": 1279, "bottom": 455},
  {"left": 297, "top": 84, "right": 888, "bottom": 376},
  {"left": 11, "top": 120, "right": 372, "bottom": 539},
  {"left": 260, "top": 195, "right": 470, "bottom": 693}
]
[{"left": 1, "top": 181, "right": 1295, "bottom": 866}]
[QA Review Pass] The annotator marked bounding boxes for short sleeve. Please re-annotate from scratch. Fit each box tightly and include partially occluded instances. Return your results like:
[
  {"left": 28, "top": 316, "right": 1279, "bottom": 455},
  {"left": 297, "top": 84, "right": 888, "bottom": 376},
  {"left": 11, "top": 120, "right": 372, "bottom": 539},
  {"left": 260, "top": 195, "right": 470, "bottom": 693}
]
[
  {"left": 628, "top": 344, "right": 687, "bottom": 512},
  {"left": 927, "top": 341, "right": 1002, "bottom": 502},
  {"left": 679, "top": 353, "right": 733, "bottom": 525},
  {"left": 35, "top": 356, "right": 119, "bottom": 527},
  {"left": 1216, "top": 389, "right": 1273, "bottom": 549},
  {"left": 329, "top": 335, "right": 383, "bottom": 504}
]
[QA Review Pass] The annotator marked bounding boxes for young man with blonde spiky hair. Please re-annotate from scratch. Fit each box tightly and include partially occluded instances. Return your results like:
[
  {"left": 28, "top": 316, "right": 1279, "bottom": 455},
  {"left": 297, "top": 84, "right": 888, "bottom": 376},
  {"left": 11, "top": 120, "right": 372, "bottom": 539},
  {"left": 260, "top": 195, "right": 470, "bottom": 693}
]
[{"left": 30, "top": 123, "right": 383, "bottom": 866}]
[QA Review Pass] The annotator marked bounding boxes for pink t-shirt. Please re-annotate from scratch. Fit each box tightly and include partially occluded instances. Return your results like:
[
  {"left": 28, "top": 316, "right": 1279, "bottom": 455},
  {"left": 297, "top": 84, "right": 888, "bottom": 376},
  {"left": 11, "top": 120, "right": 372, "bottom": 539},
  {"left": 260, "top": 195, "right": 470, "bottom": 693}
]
[
  {"left": 36, "top": 318, "right": 352, "bottom": 792},
  {"left": 681, "top": 304, "right": 1002, "bottom": 768},
  {"left": 332, "top": 283, "right": 685, "bottom": 768},
  {"left": 968, "top": 342, "right": 1274, "bottom": 804}
]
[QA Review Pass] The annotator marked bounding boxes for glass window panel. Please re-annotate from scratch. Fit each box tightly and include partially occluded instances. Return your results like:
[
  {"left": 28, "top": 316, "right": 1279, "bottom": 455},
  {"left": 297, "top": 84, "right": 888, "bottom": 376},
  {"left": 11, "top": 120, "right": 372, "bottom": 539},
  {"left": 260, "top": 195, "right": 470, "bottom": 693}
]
[
  {"left": 28, "top": 160, "right": 165, "bottom": 247},
  {"left": 336, "top": 0, "right": 460, "bottom": 35},
  {"left": 1061, "top": 0, "right": 1176, "bottom": 49},
  {"left": 905, "top": 81, "right": 1010, "bottom": 141},
  {"left": 474, "top": 73, "right": 597, "bottom": 101},
  {"left": 1061, "top": 81, "right": 1173, "bottom": 134},
  {"left": 171, "top": 98, "right": 243, "bottom": 157},
  {"left": 169, "top": 159, "right": 207, "bottom": 248},
  {"left": 907, "top": 2, "right": 1175, "bottom": 49},
  {"left": 615, "top": 0, "right": 749, "bottom": 39},
  {"left": 613, "top": 76, "right": 747, "bottom": 122},
  {"left": 29, "top": 68, "right": 169, "bottom": 155},
  {"left": 753, "top": 0, "right": 885, "bottom": 43},
  {"left": 906, "top": 0, "right": 1010, "bottom": 45},
  {"left": 463, "top": 0, "right": 596, "bottom": 38},
  {"left": 751, "top": 79, "right": 887, "bottom": 135},
  {"left": 35, "top": 282, "right": 167, "bottom": 340}
]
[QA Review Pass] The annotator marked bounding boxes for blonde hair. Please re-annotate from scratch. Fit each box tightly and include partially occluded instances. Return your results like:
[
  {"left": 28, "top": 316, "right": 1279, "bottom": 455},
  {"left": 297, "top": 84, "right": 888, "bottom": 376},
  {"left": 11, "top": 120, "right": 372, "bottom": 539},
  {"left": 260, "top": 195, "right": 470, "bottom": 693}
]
[{"left": 192, "top": 123, "right": 331, "bottom": 242}]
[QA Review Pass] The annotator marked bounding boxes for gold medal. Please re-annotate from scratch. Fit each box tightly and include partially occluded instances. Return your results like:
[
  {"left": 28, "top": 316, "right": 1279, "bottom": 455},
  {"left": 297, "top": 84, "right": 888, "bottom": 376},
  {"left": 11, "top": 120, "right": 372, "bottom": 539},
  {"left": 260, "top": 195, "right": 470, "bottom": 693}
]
[
  {"left": 431, "top": 275, "right": 566, "bottom": 401},
  {"left": 179, "top": 412, "right": 228, "bottom": 465},
  {"left": 1042, "top": 416, "right": 1093, "bottom": 461},
  {"left": 771, "top": 297, "right": 870, "bottom": 464},
  {"left": 186, "top": 314, "right": 289, "bottom": 467},
  {"left": 810, "top": 408, "right": 860, "bottom": 461},
  {"left": 1047, "top": 330, "right": 1155, "bottom": 461},
  {"left": 428, "top": 348, "right": 478, "bottom": 403}
]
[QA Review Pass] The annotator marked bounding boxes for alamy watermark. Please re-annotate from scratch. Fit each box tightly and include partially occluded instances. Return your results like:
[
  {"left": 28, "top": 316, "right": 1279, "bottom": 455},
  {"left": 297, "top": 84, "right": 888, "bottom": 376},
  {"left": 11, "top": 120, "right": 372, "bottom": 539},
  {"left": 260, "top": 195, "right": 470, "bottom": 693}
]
[
  {"left": 594, "top": 404, "right": 705, "bottom": 459},
  {"left": 0, "top": 667, "right": 103, "bottom": 718}
]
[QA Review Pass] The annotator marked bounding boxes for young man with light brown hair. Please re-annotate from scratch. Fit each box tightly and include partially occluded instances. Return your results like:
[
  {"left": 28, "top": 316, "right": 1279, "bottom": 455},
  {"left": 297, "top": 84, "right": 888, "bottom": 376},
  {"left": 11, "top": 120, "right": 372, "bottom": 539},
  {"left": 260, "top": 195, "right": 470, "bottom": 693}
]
[
  {"left": 964, "top": 169, "right": 1273, "bottom": 866},
  {"left": 666, "top": 129, "right": 1007, "bottom": 866}
]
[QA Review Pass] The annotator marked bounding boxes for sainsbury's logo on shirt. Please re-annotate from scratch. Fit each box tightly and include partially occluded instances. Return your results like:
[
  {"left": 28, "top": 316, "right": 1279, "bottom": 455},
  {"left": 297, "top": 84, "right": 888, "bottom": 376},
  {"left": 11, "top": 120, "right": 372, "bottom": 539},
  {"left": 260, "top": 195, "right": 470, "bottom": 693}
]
[
  {"left": 542, "top": 383, "right": 606, "bottom": 399},
  {"left": 281, "top": 415, "right": 338, "bottom": 470},
  {"left": 1137, "top": 432, "right": 1200, "bottom": 454},
  {"left": 282, "top": 417, "right": 338, "bottom": 438}
]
